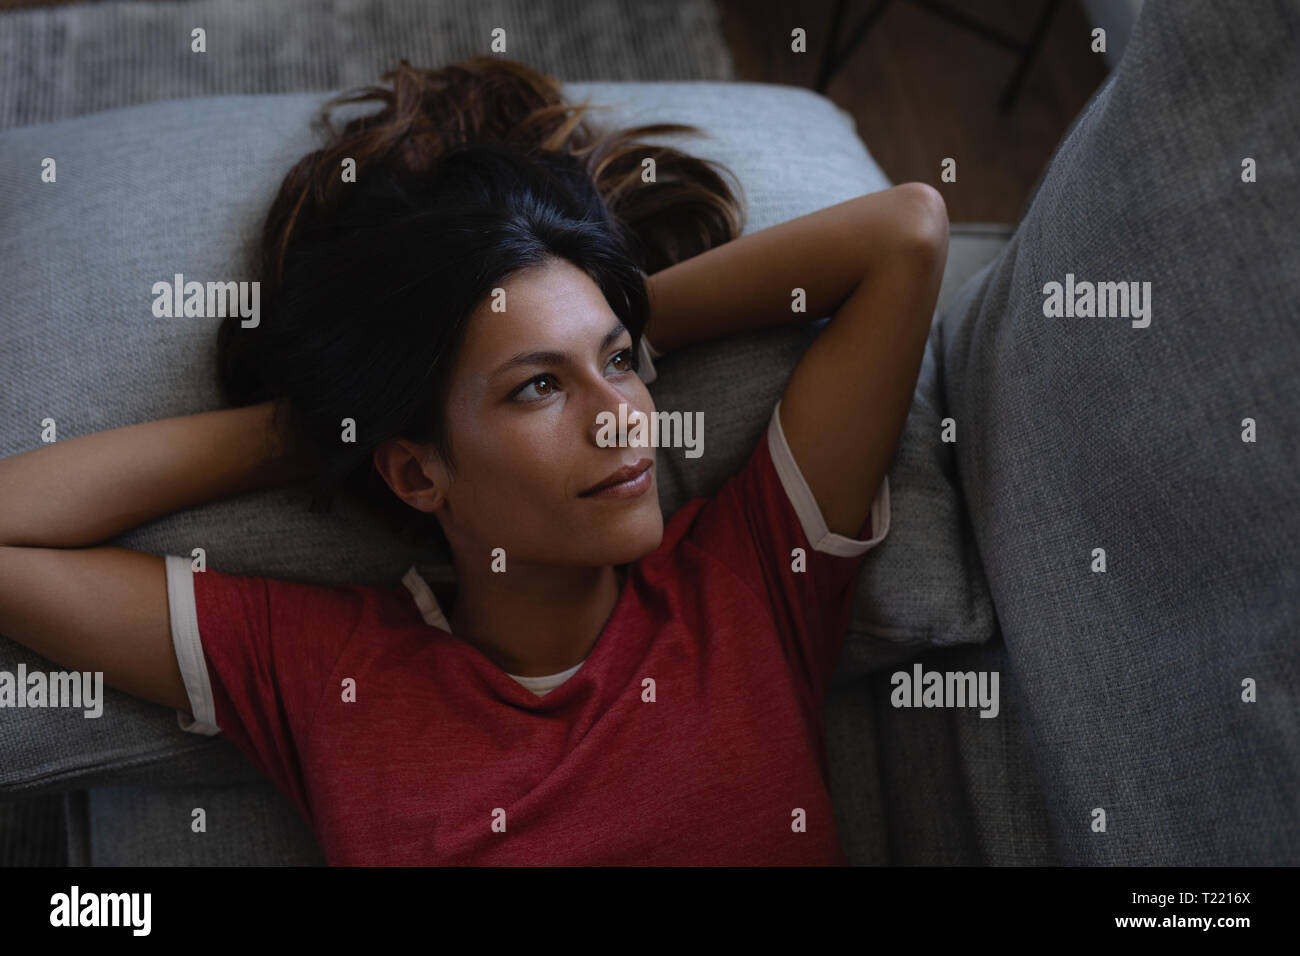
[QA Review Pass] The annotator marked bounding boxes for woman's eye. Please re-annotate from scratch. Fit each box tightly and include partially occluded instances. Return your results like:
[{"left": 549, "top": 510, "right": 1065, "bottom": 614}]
[
  {"left": 608, "top": 348, "right": 635, "bottom": 373},
  {"left": 514, "top": 375, "right": 555, "bottom": 401},
  {"left": 512, "top": 349, "right": 633, "bottom": 402}
]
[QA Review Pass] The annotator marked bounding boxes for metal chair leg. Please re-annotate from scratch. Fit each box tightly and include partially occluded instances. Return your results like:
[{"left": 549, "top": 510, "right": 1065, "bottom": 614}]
[
  {"left": 814, "top": 0, "right": 893, "bottom": 94},
  {"left": 998, "top": 0, "right": 1064, "bottom": 112}
]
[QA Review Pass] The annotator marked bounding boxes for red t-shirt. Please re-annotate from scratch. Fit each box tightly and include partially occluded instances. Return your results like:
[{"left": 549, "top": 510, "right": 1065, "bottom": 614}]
[{"left": 166, "top": 400, "right": 890, "bottom": 865}]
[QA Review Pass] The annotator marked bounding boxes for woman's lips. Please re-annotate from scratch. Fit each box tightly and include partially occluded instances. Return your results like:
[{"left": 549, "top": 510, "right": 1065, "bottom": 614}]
[{"left": 580, "top": 460, "right": 653, "bottom": 499}]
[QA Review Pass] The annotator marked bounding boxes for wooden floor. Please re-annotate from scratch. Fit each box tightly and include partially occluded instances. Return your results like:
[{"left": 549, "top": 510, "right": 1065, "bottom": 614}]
[{"left": 717, "top": 0, "right": 1109, "bottom": 223}]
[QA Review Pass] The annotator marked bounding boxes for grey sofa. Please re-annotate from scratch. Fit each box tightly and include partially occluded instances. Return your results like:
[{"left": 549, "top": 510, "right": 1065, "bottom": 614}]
[{"left": 2, "top": 0, "right": 1296, "bottom": 866}]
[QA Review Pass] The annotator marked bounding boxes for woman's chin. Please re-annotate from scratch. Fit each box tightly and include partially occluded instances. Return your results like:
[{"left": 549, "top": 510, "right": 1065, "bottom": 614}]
[{"left": 592, "top": 509, "right": 665, "bottom": 566}]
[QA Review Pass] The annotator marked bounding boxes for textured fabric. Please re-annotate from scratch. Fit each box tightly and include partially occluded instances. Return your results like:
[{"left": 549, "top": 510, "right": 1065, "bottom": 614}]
[
  {"left": 84, "top": 783, "right": 324, "bottom": 866},
  {"left": 936, "top": 0, "right": 1300, "bottom": 864},
  {"left": 827, "top": 639, "right": 1061, "bottom": 865},
  {"left": 0, "top": 0, "right": 737, "bottom": 130},
  {"left": 0, "top": 793, "right": 65, "bottom": 865},
  {"left": 162, "top": 403, "right": 886, "bottom": 864}
]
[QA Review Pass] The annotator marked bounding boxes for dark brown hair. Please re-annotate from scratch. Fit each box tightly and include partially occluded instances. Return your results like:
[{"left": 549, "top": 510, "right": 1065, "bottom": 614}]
[{"left": 216, "top": 55, "right": 746, "bottom": 552}]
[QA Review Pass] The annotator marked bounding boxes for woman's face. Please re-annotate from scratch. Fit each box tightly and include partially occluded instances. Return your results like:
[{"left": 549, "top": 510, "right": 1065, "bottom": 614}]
[{"left": 420, "top": 257, "right": 664, "bottom": 569}]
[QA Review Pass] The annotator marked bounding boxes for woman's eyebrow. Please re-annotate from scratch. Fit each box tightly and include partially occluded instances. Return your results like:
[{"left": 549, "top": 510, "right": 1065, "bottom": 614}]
[{"left": 490, "top": 322, "right": 628, "bottom": 378}]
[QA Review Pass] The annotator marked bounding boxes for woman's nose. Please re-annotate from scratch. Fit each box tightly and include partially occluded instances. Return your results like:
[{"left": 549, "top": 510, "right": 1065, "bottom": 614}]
[{"left": 587, "top": 385, "right": 651, "bottom": 448}]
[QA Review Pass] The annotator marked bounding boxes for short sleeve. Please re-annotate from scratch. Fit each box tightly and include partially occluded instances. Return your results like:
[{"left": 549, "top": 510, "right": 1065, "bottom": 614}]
[
  {"left": 687, "top": 400, "right": 890, "bottom": 703},
  {"left": 164, "top": 555, "right": 363, "bottom": 823}
]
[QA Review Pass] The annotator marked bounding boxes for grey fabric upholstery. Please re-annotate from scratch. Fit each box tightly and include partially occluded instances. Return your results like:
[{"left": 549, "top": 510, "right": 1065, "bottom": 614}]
[
  {"left": 82, "top": 784, "right": 325, "bottom": 866},
  {"left": 0, "top": 0, "right": 738, "bottom": 131},
  {"left": 936, "top": 0, "right": 1300, "bottom": 864}
]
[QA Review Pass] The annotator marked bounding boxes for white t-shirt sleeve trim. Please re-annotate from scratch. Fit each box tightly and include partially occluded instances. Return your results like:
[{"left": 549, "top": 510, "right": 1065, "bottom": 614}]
[
  {"left": 766, "top": 399, "right": 891, "bottom": 557},
  {"left": 164, "top": 554, "right": 222, "bottom": 736},
  {"left": 636, "top": 335, "right": 660, "bottom": 385}
]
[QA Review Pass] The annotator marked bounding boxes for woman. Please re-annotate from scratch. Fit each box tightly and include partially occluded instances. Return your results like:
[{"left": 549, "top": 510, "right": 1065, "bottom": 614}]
[{"left": 0, "top": 56, "right": 947, "bottom": 864}]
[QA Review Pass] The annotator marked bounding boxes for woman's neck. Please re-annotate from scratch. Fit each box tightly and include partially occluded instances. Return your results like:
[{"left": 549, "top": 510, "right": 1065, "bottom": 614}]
[{"left": 447, "top": 560, "right": 627, "bottom": 677}]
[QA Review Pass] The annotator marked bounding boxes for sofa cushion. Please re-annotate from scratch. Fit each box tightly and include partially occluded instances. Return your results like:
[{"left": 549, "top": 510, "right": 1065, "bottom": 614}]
[
  {"left": 0, "top": 79, "right": 992, "bottom": 794},
  {"left": 833, "top": 225, "right": 1009, "bottom": 684},
  {"left": 81, "top": 783, "right": 325, "bottom": 866},
  {"left": 937, "top": 0, "right": 1300, "bottom": 864}
]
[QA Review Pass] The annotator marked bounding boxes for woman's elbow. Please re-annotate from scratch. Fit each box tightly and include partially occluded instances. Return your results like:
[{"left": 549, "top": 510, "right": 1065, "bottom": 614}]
[{"left": 895, "top": 181, "right": 950, "bottom": 254}]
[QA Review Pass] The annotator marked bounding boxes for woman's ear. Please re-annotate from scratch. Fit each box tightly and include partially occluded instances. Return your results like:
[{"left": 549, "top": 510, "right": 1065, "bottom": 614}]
[{"left": 372, "top": 438, "right": 448, "bottom": 514}]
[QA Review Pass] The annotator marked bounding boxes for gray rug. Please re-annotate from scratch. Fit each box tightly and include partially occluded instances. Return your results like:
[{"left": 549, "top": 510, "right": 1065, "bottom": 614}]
[
  {"left": 0, "top": 0, "right": 736, "bottom": 130},
  {"left": 0, "top": 0, "right": 733, "bottom": 865}
]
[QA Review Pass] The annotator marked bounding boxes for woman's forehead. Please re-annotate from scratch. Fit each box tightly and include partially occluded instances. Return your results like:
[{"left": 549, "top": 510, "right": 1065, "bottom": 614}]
[{"left": 462, "top": 263, "right": 620, "bottom": 365}]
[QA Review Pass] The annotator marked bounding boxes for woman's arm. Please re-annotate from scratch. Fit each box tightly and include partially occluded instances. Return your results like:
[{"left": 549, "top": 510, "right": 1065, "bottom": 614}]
[
  {"left": 644, "top": 182, "right": 949, "bottom": 539},
  {"left": 0, "top": 400, "right": 313, "bottom": 713},
  {"left": 643, "top": 184, "right": 939, "bottom": 353},
  {"left": 0, "top": 400, "right": 312, "bottom": 549}
]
